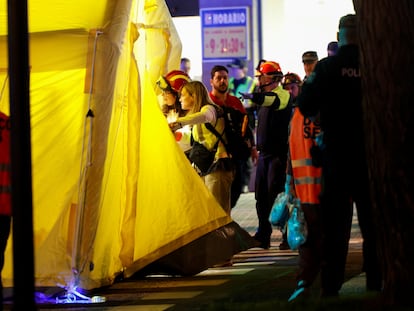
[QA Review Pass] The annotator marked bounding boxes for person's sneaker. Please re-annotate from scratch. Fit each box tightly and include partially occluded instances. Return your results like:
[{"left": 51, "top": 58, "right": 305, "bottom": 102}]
[
  {"left": 288, "top": 280, "right": 309, "bottom": 302},
  {"left": 279, "top": 241, "right": 290, "bottom": 250}
]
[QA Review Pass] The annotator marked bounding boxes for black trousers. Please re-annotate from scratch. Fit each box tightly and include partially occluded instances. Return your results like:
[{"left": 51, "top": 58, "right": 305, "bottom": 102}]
[
  {"left": 319, "top": 155, "right": 382, "bottom": 294},
  {"left": 254, "top": 154, "right": 286, "bottom": 242},
  {"left": 231, "top": 158, "right": 253, "bottom": 208},
  {"left": 297, "top": 203, "right": 322, "bottom": 286}
]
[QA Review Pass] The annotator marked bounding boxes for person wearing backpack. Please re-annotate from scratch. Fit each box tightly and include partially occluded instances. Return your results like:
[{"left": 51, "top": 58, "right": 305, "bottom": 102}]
[
  {"left": 169, "top": 81, "right": 235, "bottom": 215},
  {"left": 241, "top": 61, "right": 291, "bottom": 249},
  {"left": 208, "top": 65, "right": 256, "bottom": 208}
]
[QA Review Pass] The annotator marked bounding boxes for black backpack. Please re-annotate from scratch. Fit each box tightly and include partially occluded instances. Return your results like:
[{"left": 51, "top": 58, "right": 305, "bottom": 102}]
[{"left": 206, "top": 105, "right": 252, "bottom": 161}]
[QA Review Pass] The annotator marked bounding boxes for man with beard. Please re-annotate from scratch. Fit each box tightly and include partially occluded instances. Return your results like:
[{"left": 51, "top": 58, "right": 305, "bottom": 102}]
[{"left": 209, "top": 65, "right": 257, "bottom": 208}]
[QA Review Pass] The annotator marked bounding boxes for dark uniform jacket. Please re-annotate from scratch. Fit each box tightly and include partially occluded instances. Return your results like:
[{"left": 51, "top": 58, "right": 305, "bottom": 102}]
[
  {"left": 298, "top": 44, "right": 365, "bottom": 167},
  {"left": 255, "top": 86, "right": 291, "bottom": 159}
]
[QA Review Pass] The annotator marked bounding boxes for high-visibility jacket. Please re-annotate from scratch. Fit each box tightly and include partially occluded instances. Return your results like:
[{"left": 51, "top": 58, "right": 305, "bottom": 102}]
[
  {"left": 288, "top": 107, "right": 322, "bottom": 204},
  {"left": 0, "top": 112, "right": 11, "bottom": 216}
]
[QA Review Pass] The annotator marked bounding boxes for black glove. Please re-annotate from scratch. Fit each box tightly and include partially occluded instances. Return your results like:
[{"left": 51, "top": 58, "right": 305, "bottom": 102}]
[{"left": 239, "top": 92, "right": 253, "bottom": 100}]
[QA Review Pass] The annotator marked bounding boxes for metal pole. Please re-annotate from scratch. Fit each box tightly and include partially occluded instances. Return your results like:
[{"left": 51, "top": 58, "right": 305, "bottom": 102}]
[
  {"left": 256, "top": 0, "right": 263, "bottom": 61},
  {"left": 7, "top": 0, "right": 36, "bottom": 309}
]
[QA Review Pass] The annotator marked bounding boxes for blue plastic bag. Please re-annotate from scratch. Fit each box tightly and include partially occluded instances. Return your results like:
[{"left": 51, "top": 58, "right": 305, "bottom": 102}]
[
  {"left": 269, "top": 192, "right": 290, "bottom": 227},
  {"left": 287, "top": 199, "right": 308, "bottom": 250}
]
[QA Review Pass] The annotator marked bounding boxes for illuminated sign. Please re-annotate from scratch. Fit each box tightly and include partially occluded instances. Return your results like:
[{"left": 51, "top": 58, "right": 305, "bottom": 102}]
[{"left": 201, "top": 7, "right": 249, "bottom": 60}]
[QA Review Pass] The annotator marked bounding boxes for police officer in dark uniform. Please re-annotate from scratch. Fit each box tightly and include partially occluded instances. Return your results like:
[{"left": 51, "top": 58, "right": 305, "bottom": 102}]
[
  {"left": 242, "top": 61, "right": 291, "bottom": 249},
  {"left": 297, "top": 14, "right": 382, "bottom": 296}
]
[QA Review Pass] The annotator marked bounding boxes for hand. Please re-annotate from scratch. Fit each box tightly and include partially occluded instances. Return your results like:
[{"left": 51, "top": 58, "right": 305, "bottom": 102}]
[
  {"left": 284, "top": 175, "right": 296, "bottom": 201},
  {"left": 168, "top": 122, "right": 182, "bottom": 132},
  {"left": 251, "top": 146, "right": 259, "bottom": 165},
  {"left": 239, "top": 92, "right": 253, "bottom": 100}
]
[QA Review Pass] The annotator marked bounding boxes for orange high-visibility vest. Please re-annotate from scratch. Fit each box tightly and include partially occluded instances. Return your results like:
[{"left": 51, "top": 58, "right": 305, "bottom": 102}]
[
  {"left": 0, "top": 112, "right": 11, "bottom": 216},
  {"left": 288, "top": 107, "right": 322, "bottom": 204}
]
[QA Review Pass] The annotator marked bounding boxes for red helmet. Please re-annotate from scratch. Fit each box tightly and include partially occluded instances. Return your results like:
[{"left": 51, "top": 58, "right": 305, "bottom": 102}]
[
  {"left": 157, "top": 70, "right": 191, "bottom": 93},
  {"left": 257, "top": 61, "right": 283, "bottom": 77}
]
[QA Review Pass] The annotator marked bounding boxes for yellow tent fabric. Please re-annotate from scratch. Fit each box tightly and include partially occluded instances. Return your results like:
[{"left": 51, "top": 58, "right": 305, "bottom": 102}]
[{"left": 0, "top": 0, "right": 234, "bottom": 290}]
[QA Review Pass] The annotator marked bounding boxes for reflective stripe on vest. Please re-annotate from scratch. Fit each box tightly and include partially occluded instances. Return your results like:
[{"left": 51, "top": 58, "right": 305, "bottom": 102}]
[
  {"left": 0, "top": 112, "right": 11, "bottom": 216},
  {"left": 289, "top": 108, "right": 322, "bottom": 204}
]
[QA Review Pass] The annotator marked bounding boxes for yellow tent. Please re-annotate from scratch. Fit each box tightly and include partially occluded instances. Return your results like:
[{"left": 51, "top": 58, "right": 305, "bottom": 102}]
[{"left": 0, "top": 0, "right": 254, "bottom": 293}]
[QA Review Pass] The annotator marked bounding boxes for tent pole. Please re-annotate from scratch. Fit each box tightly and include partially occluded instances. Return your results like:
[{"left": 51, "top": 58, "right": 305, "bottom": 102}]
[{"left": 7, "top": 0, "right": 36, "bottom": 309}]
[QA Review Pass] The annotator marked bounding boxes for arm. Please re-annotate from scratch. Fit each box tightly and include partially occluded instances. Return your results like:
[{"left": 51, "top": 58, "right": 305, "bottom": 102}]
[
  {"left": 169, "top": 105, "right": 216, "bottom": 130},
  {"left": 241, "top": 85, "right": 289, "bottom": 110},
  {"left": 178, "top": 105, "right": 216, "bottom": 126},
  {"left": 242, "top": 92, "right": 281, "bottom": 108},
  {"left": 285, "top": 151, "right": 297, "bottom": 199},
  {"left": 244, "top": 124, "right": 259, "bottom": 165}
]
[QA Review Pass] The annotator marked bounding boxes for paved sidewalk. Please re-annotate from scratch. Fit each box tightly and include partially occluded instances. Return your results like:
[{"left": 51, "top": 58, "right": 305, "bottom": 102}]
[
  {"left": 232, "top": 192, "right": 363, "bottom": 250},
  {"left": 3, "top": 192, "right": 367, "bottom": 310}
]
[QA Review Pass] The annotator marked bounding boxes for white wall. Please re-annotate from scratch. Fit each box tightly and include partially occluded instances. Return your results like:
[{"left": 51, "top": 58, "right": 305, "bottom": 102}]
[
  {"left": 171, "top": 16, "right": 203, "bottom": 81},
  {"left": 262, "top": 0, "right": 355, "bottom": 78},
  {"left": 172, "top": 0, "right": 355, "bottom": 80}
]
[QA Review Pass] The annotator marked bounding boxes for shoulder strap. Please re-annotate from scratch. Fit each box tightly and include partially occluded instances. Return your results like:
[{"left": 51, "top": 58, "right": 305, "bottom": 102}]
[
  {"left": 205, "top": 122, "right": 228, "bottom": 152},
  {"left": 198, "top": 104, "right": 227, "bottom": 150},
  {"left": 205, "top": 104, "right": 225, "bottom": 139}
]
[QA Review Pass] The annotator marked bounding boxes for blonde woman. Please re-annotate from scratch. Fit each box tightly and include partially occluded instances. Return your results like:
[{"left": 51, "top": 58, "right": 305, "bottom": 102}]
[{"left": 169, "top": 81, "right": 234, "bottom": 214}]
